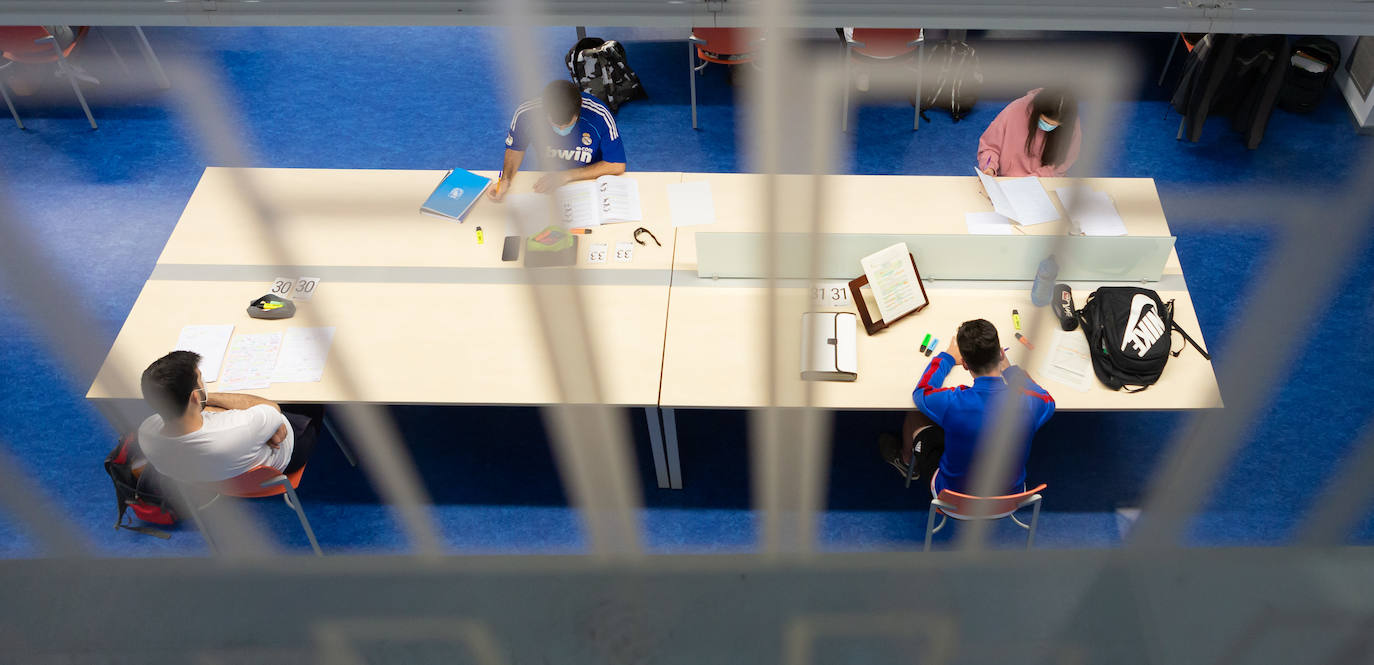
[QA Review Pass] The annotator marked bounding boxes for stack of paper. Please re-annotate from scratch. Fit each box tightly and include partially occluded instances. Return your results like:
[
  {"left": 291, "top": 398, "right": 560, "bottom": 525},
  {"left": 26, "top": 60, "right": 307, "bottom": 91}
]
[
  {"left": 174, "top": 325, "right": 235, "bottom": 382},
  {"left": 218, "top": 332, "right": 283, "bottom": 391},
  {"left": 1057, "top": 185, "right": 1127, "bottom": 236},
  {"left": 975, "top": 168, "right": 1060, "bottom": 226},
  {"left": 666, "top": 181, "right": 717, "bottom": 228},
  {"left": 271, "top": 327, "right": 336, "bottom": 383},
  {"left": 964, "top": 212, "right": 1017, "bottom": 235}
]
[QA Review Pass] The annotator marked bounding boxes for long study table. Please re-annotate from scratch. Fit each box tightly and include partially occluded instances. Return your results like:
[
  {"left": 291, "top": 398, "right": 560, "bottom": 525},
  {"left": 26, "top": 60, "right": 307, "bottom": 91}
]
[{"left": 88, "top": 168, "right": 1221, "bottom": 491}]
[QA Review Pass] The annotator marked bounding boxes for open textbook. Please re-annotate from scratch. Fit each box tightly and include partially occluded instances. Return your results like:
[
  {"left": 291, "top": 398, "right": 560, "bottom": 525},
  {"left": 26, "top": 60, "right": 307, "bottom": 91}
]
[
  {"left": 553, "top": 175, "right": 642, "bottom": 228},
  {"left": 975, "top": 168, "right": 1060, "bottom": 226}
]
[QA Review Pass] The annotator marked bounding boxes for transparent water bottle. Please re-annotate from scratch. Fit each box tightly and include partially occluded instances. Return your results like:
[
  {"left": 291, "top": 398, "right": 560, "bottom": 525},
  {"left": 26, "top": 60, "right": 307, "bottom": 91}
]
[{"left": 1031, "top": 254, "right": 1058, "bottom": 307}]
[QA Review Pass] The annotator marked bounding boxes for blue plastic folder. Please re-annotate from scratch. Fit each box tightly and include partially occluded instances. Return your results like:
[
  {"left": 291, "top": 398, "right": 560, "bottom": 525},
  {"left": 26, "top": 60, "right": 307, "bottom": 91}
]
[{"left": 419, "top": 168, "right": 493, "bottom": 222}]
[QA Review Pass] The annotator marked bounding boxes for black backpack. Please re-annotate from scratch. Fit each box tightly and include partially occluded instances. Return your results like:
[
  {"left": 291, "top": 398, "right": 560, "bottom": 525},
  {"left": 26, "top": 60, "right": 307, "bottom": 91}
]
[
  {"left": 916, "top": 40, "right": 982, "bottom": 122},
  {"left": 564, "top": 37, "right": 647, "bottom": 113},
  {"left": 1076, "top": 286, "right": 1210, "bottom": 392},
  {"left": 1277, "top": 37, "right": 1341, "bottom": 113},
  {"left": 104, "top": 434, "right": 177, "bottom": 538}
]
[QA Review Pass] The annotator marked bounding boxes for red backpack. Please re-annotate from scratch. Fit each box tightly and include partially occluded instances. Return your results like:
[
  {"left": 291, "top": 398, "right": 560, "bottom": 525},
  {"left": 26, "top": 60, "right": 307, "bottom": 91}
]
[{"left": 104, "top": 434, "right": 177, "bottom": 538}]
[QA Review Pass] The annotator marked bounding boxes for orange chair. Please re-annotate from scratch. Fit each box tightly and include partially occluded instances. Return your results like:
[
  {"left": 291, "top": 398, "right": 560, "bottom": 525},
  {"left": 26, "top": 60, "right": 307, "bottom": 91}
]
[
  {"left": 1157, "top": 32, "right": 1201, "bottom": 87},
  {"left": 0, "top": 26, "right": 96, "bottom": 129},
  {"left": 184, "top": 464, "right": 323, "bottom": 556},
  {"left": 842, "top": 28, "right": 925, "bottom": 132},
  {"left": 924, "top": 483, "right": 1046, "bottom": 551},
  {"left": 688, "top": 27, "right": 760, "bottom": 130}
]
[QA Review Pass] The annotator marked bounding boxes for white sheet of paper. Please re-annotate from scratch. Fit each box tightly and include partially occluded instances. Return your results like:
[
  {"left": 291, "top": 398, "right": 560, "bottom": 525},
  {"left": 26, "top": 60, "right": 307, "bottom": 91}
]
[
  {"left": 975, "top": 168, "right": 1017, "bottom": 221},
  {"left": 614, "top": 241, "right": 633, "bottom": 263},
  {"left": 965, "top": 212, "right": 1017, "bottom": 235},
  {"left": 859, "top": 243, "right": 924, "bottom": 325},
  {"left": 999, "top": 176, "right": 1060, "bottom": 225},
  {"left": 595, "top": 175, "right": 642, "bottom": 224},
  {"left": 1040, "top": 330, "right": 1095, "bottom": 392},
  {"left": 292, "top": 276, "right": 322, "bottom": 302},
  {"left": 666, "top": 180, "right": 717, "bottom": 228},
  {"left": 1058, "top": 186, "right": 1127, "bottom": 236},
  {"left": 588, "top": 242, "right": 608, "bottom": 264},
  {"left": 174, "top": 324, "right": 235, "bottom": 382},
  {"left": 218, "top": 332, "right": 283, "bottom": 391},
  {"left": 271, "top": 327, "right": 336, "bottom": 383}
]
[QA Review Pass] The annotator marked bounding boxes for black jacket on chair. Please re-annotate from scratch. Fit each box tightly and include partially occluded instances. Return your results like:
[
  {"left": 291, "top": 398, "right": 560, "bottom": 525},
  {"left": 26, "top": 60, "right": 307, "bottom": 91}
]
[{"left": 1171, "top": 34, "right": 1290, "bottom": 149}]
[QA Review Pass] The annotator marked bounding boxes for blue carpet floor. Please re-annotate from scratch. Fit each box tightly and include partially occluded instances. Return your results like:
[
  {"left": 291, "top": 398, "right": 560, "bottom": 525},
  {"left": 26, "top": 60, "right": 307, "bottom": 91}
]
[{"left": 0, "top": 27, "right": 1372, "bottom": 557}]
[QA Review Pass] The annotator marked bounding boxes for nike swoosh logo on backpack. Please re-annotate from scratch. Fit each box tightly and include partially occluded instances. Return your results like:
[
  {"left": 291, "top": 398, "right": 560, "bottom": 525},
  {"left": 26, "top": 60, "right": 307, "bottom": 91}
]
[{"left": 1121, "top": 293, "right": 1165, "bottom": 358}]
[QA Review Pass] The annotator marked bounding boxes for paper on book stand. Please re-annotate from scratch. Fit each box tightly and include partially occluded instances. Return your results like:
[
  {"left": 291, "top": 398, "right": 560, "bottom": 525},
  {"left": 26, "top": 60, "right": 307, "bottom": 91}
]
[
  {"left": 174, "top": 324, "right": 235, "bottom": 382},
  {"left": 1040, "top": 330, "right": 1095, "bottom": 392},
  {"left": 218, "top": 332, "right": 283, "bottom": 391},
  {"left": 666, "top": 180, "right": 717, "bottom": 228},
  {"left": 849, "top": 243, "right": 930, "bottom": 335},
  {"left": 975, "top": 168, "right": 1059, "bottom": 226},
  {"left": 271, "top": 327, "right": 336, "bottom": 383}
]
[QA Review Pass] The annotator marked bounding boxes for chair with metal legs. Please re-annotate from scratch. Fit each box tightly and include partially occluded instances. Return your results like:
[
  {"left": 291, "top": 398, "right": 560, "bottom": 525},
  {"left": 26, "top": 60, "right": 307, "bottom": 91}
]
[
  {"left": 924, "top": 483, "right": 1046, "bottom": 551},
  {"left": 840, "top": 28, "right": 924, "bottom": 132},
  {"left": 0, "top": 26, "right": 97, "bottom": 129}
]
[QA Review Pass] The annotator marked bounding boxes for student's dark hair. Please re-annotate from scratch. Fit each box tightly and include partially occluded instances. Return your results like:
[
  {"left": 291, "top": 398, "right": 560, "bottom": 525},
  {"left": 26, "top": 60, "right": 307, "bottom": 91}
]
[
  {"left": 1024, "top": 87, "right": 1078, "bottom": 168},
  {"left": 140, "top": 350, "right": 202, "bottom": 420},
  {"left": 543, "top": 80, "right": 581, "bottom": 125},
  {"left": 956, "top": 319, "right": 1002, "bottom": 375}
]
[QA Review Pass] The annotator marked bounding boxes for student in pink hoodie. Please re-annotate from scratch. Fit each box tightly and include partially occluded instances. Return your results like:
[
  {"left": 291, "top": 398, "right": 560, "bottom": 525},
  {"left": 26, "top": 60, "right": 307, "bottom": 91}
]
[{"left": 977, "top": 88, "right": 1081, "bottom": 177}]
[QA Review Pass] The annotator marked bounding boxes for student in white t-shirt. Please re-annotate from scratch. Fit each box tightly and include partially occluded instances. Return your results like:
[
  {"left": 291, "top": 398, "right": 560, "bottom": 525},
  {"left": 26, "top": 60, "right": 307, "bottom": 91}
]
[{"left": 137, "top": 350, "right": 318, "bottom": 483}]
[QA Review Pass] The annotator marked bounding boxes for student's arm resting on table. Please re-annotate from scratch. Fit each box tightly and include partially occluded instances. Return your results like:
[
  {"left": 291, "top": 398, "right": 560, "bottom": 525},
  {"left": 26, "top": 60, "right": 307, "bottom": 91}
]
[
  {"left": 912, "top": 351, "right": 957, "bottom": 424},
  {"left": 1003, "top": 365, "right": 1056, "bottom": 428},
  {"left": 534, "top": 160, "right": 625, "bottom": 192},
  {"left": 977, "top": 103, "right": 1015, "bottom": 175},
  {"left": 490, "top": 106, "right": 534, "bottom": 201},
  {"left": 205, "top": 393, "right": 287, "bottom": 447}
]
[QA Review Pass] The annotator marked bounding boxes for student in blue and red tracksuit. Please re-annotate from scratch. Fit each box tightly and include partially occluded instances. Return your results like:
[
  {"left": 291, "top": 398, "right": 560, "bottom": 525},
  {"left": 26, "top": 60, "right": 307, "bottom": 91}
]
[
  {"left": 879, "top": 319, "right": 1055, "bottom": 496},
  {"left": 487, "top": 80, "right": 626, "bottom": 202}
]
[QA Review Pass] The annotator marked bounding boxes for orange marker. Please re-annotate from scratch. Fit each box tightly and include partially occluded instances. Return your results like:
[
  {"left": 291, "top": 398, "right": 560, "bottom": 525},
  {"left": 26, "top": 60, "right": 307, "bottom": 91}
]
[{"left": 1015, "top": 332, "right": 1034, "bottom": 350}]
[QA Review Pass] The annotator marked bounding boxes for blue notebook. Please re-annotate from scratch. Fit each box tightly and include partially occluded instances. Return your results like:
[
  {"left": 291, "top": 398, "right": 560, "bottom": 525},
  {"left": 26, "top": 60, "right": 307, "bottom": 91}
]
[{"left": 419, "top": 168, "right": 493, "bottom": 222}]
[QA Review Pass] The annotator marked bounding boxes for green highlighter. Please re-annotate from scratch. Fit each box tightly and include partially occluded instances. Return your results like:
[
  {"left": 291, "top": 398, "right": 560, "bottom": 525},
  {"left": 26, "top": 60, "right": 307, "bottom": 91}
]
[{"left": 920, "top": 333, "right": 931, "bottom": 353}]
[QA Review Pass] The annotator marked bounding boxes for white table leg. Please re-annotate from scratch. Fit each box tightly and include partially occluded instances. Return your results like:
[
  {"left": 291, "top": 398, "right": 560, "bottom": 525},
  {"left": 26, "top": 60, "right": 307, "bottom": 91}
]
[
  {"left": 663, "top": 408, "right": 682, "bottom": 489},
  {"left": 644, "top": 407, "right": 669, "bottom": 488}
]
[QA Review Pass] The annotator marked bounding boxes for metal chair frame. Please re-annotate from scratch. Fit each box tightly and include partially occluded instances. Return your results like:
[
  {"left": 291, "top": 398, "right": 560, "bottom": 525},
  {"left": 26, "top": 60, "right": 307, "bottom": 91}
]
[
  {"left": 688, "top": 31, "right": 764, "bottom": 130},
  {"left": 841, "top": 30, "right": 924, "bottom": 133},
  {"left": 924, "top": 489, "right": 1044, "bottom": 551}
]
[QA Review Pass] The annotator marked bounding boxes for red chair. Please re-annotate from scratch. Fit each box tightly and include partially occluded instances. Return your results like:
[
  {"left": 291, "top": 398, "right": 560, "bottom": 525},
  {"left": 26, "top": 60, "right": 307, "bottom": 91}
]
[
  {"left": 183, "top": 464, "right": 323, "bottom": 556},
  {"left": 0, "top": 26, "right": 96, "bottom": 129},
  {"left": 687, "top": 27, "right": 760, "bottom": 130},
  {"left": 842, "top": 28, "right": 925, "bottom": 132},
  {"left": 924, "top": 483, "right": 1046, "bottom": 551}
]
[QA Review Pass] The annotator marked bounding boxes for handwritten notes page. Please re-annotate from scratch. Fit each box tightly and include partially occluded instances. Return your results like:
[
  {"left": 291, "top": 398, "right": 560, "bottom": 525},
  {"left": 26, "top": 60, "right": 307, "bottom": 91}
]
[
  {"left": 218, "top": 332, "right": 283, "bottom": 392},
  {"left": 271, "top": 327, "right": 336, "bottom": 383},
  {"left": 174, "top": 325, "right": 235, "bottom": 382},
  {"left": 1041, "top": 330, "right": 1095, "bottom": 392},
  {"left": 859, "top": 243, "right": 925, "bottom": 325}
]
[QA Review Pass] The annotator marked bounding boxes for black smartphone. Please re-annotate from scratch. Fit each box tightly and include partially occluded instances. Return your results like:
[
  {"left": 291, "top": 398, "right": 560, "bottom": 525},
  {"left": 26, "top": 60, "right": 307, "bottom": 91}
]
[{"left": 501, "top": 236, "right": 521, "bottom": 262}]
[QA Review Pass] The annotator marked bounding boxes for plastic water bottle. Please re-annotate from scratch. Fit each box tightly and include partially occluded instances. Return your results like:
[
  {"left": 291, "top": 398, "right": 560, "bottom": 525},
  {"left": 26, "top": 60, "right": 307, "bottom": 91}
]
[{"left": 1031, "top": 254, "right": 1058, "bottom": 307}]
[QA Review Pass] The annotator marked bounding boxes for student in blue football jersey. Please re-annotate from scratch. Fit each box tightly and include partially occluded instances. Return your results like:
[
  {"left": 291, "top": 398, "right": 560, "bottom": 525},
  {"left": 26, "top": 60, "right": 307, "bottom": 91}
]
[{"left": 487, "top": 80, "right": 627, "bottom": 202}]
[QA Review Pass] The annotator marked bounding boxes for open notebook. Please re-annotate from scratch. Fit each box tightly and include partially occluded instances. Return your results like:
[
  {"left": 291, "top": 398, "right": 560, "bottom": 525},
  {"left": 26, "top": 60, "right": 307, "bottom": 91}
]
[
  {"left": 975, "top": 168, "right": 1059, "bottom": 226},
  {"left": 555, "top": 175, "right": 642, "bottom": 228}
]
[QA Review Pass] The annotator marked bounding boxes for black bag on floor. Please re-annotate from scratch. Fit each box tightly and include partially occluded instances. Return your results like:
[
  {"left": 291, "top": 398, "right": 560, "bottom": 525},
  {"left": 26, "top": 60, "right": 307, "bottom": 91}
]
[
  {"left": 1076, "top": 286, "right": 1211, "bottom": 392},
  {"left": 104, "top": 433, "right": 177, "bottom": 538},
  {"left": 565, "top": 37, "right": 647, "bottom": 113},
  {"left": 1277, "top": 37, "right": 1341, "bottom": 113},
  {"left": 916, "top": 40, "right": 982, "bottom": 122}
]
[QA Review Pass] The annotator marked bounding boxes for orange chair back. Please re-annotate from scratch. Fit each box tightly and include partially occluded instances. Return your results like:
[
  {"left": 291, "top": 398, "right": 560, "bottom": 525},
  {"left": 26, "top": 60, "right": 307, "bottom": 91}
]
[
  {"left": 935, "top": 483, "right": 1046, "bottom": 521},
  {"left": 0, "top": 26, "right": 87, "bottom": 63},
  {"left": 850, "top": 28, "right": 923, "bottom": 59},
  {"left": 214, "top": 464, "right": 305, "bottom": 499},
  {"left": 692, "top": 28, "right": 757, "bottom": 64}
]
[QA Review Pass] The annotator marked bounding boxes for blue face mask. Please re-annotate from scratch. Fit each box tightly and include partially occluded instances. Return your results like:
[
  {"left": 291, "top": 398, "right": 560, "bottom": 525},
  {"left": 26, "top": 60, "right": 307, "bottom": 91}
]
[
  {"left": 1038, "top": 117, "right": 1059, "bottom": 133},
  {"left": 552, "top": 121, "right": 575, "bottom": 137}
]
